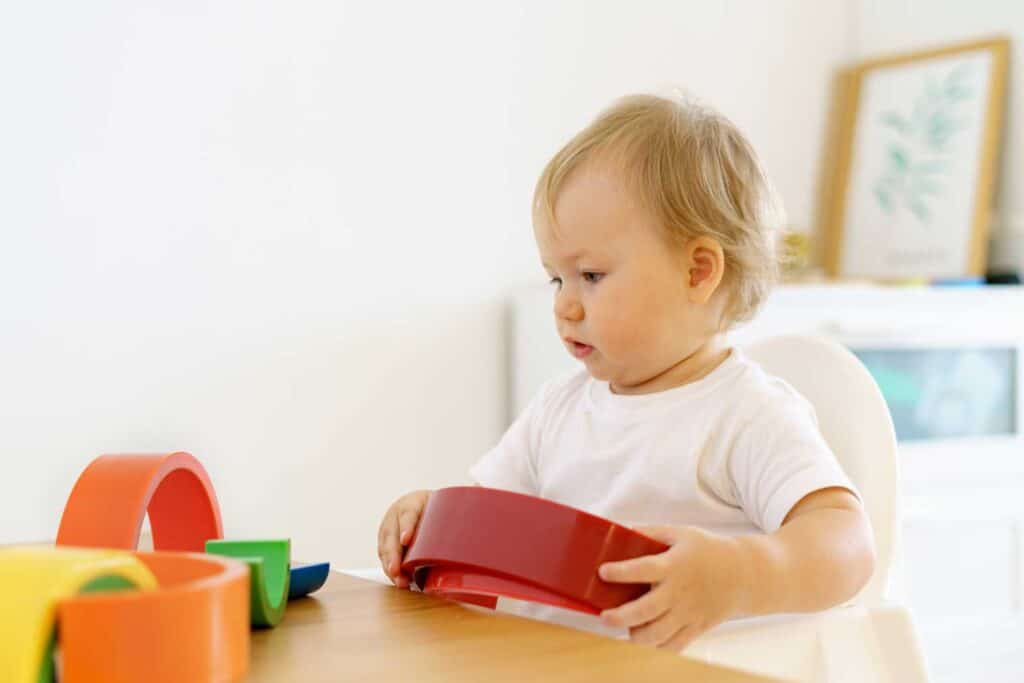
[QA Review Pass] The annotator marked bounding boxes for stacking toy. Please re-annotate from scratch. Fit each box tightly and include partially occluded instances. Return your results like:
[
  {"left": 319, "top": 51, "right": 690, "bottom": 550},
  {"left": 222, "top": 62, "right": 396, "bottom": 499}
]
[
  {"left": 56, "top": 452, "right": 222, "bottom": 552},
  {"left": 58, "top": 550, "right": 249, "bottom": 683},
  {"left": 1, "top": 450, "right": 335, "bottom": 682},
  {"left": 0, "top": 546, "right": 157, "bottom": 683},
  {"left": 206, "top": 539, "right": 290, "bottom": 628},
  {"left": 401, "top": 486, "right": 669, "bottom": 614}
]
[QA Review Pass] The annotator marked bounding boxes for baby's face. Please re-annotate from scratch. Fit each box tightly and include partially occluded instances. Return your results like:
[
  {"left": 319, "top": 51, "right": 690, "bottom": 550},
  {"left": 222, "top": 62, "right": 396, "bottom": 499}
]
[{"left": 535, "top": 163, "right": 718, "bottom": 394}]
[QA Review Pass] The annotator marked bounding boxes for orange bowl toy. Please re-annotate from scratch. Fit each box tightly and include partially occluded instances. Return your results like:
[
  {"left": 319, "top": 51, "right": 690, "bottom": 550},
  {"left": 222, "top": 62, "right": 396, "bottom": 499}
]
[{"left": 58, "top": 550, "right": 250, "bottom": 683}]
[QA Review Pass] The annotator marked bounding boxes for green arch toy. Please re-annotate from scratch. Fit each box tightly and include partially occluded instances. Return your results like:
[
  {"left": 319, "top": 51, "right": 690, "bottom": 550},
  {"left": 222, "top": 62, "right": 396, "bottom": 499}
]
[{"left": 205, "top": 539, "right": 290, "bottom": 628}]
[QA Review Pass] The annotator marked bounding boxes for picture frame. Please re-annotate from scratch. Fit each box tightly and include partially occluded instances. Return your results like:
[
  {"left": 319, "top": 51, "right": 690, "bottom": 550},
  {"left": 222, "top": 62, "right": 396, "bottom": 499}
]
[{"left": 821, "top": 37, "right": 1009, "bottom": 280}]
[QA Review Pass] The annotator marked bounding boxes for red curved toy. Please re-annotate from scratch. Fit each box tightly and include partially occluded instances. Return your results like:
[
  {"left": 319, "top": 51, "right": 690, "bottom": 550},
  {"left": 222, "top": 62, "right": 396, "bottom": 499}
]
[
  {"left": 400, "top": 487, "right": 669, "bottom": 614},
  {"left": 56, "top": 452, "right": 223, "bottom": 552}
]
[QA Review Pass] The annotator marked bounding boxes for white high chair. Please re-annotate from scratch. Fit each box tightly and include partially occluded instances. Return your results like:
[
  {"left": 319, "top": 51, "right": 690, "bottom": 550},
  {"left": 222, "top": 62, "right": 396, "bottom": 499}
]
[
  {"left": 345, "top": 319, "right": 932, "bottom": 681},
  {"left": 682, "top": 334, "right": 930, "bottom": 682}
]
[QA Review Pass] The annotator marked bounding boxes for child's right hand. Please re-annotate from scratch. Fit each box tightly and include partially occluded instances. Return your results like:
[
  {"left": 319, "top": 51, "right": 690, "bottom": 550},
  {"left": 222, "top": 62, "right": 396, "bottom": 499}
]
[{"left": 377, "top": 489, "right": 432, "bottom": 588}]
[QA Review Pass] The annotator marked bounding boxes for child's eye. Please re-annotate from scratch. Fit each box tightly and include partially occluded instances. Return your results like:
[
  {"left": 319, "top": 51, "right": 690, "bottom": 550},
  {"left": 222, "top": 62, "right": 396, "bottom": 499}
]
[
  {"left": 548, "top": 276, "right": 562, "bottom": 288},
  {"left": 582, "top": 271, "right": 604, "bottom": 284}
]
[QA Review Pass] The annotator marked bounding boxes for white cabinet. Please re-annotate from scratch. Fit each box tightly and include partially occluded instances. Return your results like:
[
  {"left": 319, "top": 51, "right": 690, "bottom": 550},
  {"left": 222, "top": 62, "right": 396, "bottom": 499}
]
[{"left": 732, "top": 284, "right": 1024, "bottom": 683}]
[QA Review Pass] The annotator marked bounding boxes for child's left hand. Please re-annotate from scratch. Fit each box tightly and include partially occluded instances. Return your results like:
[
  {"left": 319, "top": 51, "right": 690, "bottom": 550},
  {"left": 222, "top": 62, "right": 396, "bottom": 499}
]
[{"left": 597, "top": 525, "right": 743, "bottom": 652}]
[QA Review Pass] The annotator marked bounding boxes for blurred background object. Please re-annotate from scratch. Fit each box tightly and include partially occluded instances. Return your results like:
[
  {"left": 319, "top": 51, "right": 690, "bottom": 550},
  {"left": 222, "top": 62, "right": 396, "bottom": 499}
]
[
  {"left": 778, "top": 230, "right": 826, "bottom": 282},
  {"left": 988, "top": 212, "right": 1024, "bottom": 282}
]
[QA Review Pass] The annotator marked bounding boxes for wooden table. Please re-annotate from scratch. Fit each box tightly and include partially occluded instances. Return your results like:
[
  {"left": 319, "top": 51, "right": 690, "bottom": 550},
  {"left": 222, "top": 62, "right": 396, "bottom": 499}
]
[{"left": 247, "top": 572, "right": 779, "bottom": 682}]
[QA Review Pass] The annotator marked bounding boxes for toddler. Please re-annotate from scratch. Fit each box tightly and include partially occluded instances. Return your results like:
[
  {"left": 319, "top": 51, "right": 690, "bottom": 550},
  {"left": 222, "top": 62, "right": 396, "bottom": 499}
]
[{"left": 378, "top": 93, "right": 875, "bottom": 651}]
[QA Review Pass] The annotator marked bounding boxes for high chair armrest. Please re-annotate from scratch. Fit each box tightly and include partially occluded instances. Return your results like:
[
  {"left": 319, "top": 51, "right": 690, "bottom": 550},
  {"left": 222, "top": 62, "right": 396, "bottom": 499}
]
[{"left": 687, "top": 602, "right": 930, "bottom": 683}]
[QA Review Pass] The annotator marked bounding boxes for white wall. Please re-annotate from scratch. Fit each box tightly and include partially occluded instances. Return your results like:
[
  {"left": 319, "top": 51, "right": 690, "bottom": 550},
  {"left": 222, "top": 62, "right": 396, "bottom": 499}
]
[
  {"left": 0, "top": 1, "right": 850, "bottom": 566},
  {"left": 850, "top": 0, "right": 1022, "bottom": 235}
]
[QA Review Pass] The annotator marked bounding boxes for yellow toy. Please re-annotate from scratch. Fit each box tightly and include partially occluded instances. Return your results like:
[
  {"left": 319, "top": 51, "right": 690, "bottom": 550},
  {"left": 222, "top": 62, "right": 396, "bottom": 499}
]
[{"left": 0, "top": 546, "right": 157, "bottom": 683}]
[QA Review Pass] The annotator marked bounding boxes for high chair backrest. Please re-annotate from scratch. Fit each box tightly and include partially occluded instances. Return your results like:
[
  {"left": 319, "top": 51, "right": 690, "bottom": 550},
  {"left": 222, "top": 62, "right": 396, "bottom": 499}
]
[{"left": 743, "top": 334, "right": 900, "bottom": 604}]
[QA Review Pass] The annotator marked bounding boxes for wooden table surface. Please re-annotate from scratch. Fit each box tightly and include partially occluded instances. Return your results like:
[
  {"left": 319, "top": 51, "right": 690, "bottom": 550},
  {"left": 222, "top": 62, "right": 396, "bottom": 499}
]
[{"left": 247, "top": 572, "right": 778, "bottom": 682}]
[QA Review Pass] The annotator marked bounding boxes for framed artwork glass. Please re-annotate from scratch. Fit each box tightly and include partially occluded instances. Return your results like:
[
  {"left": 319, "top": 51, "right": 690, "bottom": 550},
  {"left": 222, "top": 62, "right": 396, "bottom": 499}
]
[{"left": 822, "top": 37, "right": 1009, "bottom": 280}]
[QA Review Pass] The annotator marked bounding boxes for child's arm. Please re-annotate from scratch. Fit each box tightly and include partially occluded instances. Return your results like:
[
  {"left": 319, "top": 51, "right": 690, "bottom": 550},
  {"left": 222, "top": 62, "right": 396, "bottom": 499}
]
[
  {"left": 731, "top": 486, "right": 875, "bottom": 614},
  {"left": 597, "top": 486, "right": 874, "bottom": 651}
]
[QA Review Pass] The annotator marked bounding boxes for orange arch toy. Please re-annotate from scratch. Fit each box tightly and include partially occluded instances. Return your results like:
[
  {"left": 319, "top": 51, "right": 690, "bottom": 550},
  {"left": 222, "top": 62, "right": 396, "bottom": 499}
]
[{"left": 56, "top": 452, "right": 223, "bottom": 552}]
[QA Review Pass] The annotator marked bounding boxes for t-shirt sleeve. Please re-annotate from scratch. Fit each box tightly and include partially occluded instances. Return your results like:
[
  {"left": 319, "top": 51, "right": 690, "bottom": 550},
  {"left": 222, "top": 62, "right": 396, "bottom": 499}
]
[
  {"left": 722, "top": 396, "right": 859, "bottom": 533},
  {"left": 467, "top": 381, "right": 551, "bottom": 495}
]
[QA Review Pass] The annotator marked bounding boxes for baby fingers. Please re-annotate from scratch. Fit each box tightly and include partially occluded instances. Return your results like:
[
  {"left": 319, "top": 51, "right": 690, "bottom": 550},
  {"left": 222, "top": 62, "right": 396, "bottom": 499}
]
[
  {"left": 398, "top": 508, "right": 421, "bottom": 544},
  {"left": 599, "top": 553, "right": 668, "bottom": 584},
  {"left": 600, "top": 583, "right": 671, "bottom": 629},
  {"left": 378, "top": 517, "right": 403, "bottom": 578}
]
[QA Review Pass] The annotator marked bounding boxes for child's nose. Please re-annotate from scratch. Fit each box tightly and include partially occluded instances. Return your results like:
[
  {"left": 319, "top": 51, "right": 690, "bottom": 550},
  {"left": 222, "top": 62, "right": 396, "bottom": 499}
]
[{"left": 553, "top": 292, "right": 584, "bottom": 322}]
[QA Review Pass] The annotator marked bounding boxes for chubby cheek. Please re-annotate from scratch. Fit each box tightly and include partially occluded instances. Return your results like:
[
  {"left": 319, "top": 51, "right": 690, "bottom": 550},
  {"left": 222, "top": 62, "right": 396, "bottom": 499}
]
[
  {"left": 591, "top": 294, "right": 652, "bottom": 362},
  {"left": 597, "top": 285, "right": 688, "bottom": 373}
]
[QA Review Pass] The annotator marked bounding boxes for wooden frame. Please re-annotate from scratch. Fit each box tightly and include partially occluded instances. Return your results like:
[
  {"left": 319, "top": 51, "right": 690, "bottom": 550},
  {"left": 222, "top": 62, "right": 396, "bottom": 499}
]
[{"left": 821, "top": 37, "right": 1009, "bottom": 280}]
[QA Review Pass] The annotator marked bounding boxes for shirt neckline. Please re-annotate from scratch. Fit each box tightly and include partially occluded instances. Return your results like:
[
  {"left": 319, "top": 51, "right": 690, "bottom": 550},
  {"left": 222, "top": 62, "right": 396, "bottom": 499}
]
[{"left": 584, "top": 347, "right": 746, "bottom": 421}]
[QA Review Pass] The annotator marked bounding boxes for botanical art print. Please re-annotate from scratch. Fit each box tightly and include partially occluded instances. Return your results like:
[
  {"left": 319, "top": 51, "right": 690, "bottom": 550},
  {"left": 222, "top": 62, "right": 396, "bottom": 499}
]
[
  {"left": 829, "top": 39, "right": 1006, "bottom": 280},
  {"left": 873, "top": 63, "right": 976, "bottom": 225}
]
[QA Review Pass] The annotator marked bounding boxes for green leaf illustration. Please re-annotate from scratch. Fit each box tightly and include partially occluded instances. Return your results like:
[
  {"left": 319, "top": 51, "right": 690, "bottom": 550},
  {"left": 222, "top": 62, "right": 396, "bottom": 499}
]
[
  {"left": 872, "top": 62, "right": 975, "bottom": 224},
  {"left": 888, "top": 145, "right": 909, "bottom": 169},
  {"left": 875, "top": 185, "right": 893, "bottom": 213},
  {"left": 910, "top": 198, "right": 930, "bottom": 222},
  {"left": 881, "top": 111, "right": 911, "bottom": 134}
]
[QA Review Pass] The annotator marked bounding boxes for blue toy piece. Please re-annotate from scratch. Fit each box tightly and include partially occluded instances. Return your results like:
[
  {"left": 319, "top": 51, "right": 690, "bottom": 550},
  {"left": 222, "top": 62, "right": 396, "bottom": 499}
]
[{"left": 288, "top": 562, "right": 330, "bottom": 600}]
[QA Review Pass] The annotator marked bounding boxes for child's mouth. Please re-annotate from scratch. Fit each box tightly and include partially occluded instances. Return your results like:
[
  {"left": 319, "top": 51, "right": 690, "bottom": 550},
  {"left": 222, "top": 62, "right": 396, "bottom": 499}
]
[{"left": 569, "top": 341, "right": 593, "bottom": 359}]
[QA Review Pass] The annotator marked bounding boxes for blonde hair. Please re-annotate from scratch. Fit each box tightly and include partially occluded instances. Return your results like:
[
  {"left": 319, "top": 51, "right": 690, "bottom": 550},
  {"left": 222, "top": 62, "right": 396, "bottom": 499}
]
[{"left": 534, "top": 93, "right": 784, "bottom": 326}]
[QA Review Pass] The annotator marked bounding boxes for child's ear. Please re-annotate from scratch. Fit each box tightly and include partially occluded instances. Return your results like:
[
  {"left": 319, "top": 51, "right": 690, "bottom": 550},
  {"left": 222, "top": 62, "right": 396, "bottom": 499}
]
[{"left": 684, "top": 236, "right": 725, "bottom": 304}]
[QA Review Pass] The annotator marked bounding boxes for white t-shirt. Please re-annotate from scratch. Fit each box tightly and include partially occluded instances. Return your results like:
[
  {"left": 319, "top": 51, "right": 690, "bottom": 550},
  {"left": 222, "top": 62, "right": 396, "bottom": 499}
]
[
  {"left": 467, "top": 347, "right": 857, "bottom": 636},
  {"left": 470, "top": 347, "right": 856, "bottom": 535}
]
